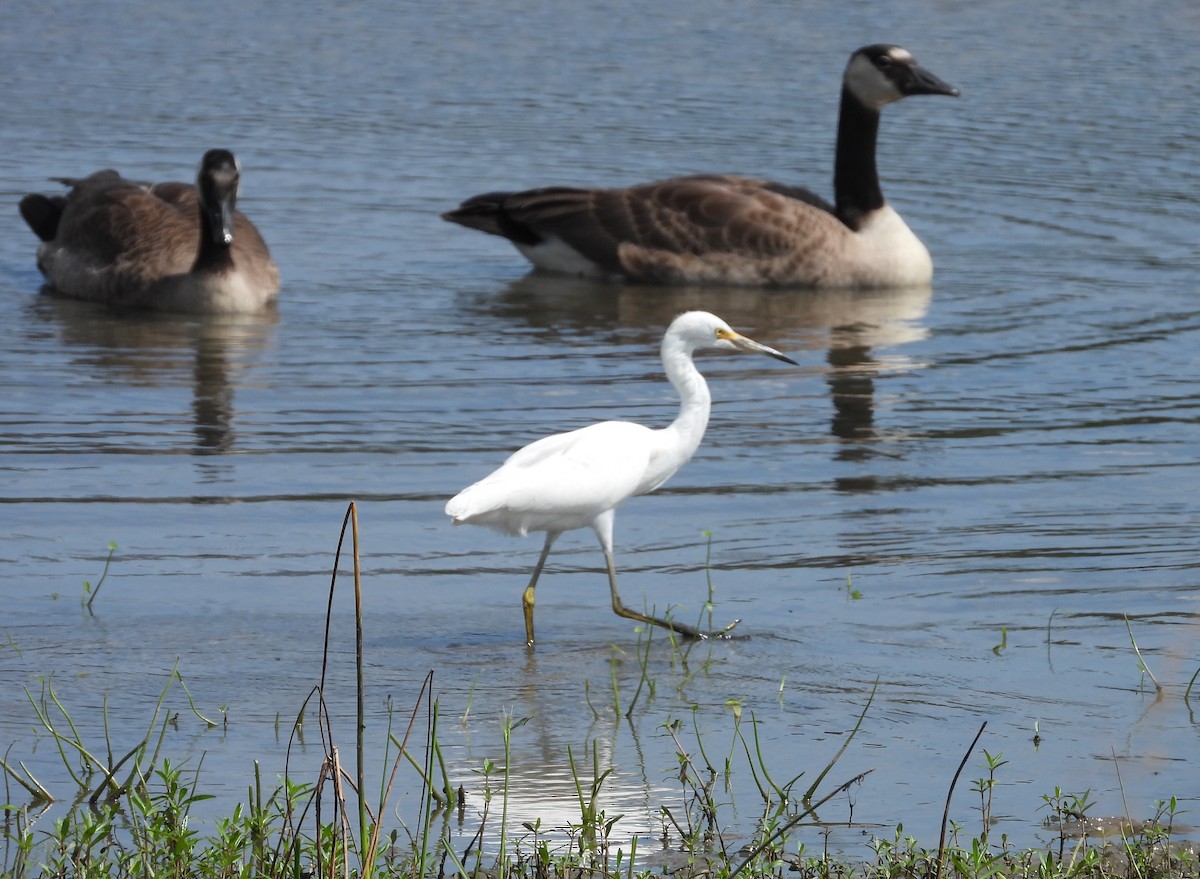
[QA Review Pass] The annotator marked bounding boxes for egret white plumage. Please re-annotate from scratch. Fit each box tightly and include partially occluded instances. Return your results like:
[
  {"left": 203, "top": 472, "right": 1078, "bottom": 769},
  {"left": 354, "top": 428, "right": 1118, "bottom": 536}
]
[{"left": 445, "top": 311, "right": 797, "bottom": 645}]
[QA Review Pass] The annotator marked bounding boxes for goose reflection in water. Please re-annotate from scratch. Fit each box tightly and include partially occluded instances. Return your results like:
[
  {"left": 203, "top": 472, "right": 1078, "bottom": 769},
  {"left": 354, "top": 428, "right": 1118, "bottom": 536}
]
[
  {"left": 26, "top": 296, "right": 277, "bottom": 465},
  {"left": 461, "top": 273, "right": 931, "bottom": 460}
]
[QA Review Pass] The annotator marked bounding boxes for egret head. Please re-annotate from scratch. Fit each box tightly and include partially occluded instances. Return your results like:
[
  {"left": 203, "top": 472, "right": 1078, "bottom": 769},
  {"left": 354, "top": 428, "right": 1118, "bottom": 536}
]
[{"left": 669, "top": 311, "right": 798, "bottom": 365}]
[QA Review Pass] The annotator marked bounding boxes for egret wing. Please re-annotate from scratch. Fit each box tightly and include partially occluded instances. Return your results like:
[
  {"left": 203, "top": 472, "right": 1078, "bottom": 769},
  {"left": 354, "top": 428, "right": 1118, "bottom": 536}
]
[{"left": 446, "top": 421, "right": 654, "bottom": 534}]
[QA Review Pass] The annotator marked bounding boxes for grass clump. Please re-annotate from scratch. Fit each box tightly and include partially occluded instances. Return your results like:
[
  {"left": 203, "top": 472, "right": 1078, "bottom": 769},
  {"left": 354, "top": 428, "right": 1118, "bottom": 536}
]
[
  {"left": 4, "top": 505, "right": 1198, "bottom": 879},
  {"left": 6, "top": 765, "right": 1194, "bottom": 879}
]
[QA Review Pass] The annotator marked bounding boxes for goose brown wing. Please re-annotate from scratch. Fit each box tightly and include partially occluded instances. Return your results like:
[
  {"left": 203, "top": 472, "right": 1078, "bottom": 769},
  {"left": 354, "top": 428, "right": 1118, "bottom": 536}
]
[
  {"left": 612, "top": 176, "right": 849, "bottom": 284},
  {"left": 54, "top": 175, "right": 200, "bottom": 280},
  {"left": 506, "top": 175, "right": 844, "bottom": 273}
]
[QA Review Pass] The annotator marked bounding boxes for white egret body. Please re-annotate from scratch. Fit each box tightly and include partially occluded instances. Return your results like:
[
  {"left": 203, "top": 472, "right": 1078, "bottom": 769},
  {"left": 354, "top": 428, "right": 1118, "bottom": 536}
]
[{"left": 445, "top": 311, "right": 796, "bottom": 645}]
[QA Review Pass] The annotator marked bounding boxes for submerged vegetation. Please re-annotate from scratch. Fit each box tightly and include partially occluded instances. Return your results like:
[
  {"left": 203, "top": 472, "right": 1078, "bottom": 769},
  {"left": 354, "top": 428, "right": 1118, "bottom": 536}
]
[{"left": 3, "top": 506, "right": 1197, "bottom": 878}]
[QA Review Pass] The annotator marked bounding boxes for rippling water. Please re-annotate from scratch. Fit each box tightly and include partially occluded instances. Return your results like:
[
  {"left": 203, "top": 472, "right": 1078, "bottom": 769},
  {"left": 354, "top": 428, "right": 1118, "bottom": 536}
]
[{"left": 2, "top": 0, "right": 1199, "bottom": 860}]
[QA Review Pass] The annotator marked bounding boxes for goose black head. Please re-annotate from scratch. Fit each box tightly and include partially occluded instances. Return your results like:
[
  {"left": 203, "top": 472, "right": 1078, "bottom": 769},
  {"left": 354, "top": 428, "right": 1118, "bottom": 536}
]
[
  {"left": 844, "top": 45, "right": 959, "bottom": 111},
  {"left": 196, "top": 149, "right": 241, "bottom": 247}
]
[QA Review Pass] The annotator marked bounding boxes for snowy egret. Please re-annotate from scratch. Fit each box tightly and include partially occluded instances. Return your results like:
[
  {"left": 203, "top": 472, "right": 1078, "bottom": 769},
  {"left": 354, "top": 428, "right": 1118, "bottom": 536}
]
[
  {"left": 441, "top": 45, "right": 958, "bottom": 288},
  {"left": 445, "top": 311, "right": 797, "bottom": 645},
  {"left": 19, "top": 150, "right": 279, "bottom": 312}
]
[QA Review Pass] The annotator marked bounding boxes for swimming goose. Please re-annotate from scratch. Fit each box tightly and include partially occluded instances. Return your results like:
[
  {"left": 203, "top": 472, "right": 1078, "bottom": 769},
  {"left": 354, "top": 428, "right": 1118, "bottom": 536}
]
[
  {"left": 443, "top": 45, "right": 958, "bottom": 288},
  {"left": 19, "top": 149, "right": 280, "bottom": 312}
]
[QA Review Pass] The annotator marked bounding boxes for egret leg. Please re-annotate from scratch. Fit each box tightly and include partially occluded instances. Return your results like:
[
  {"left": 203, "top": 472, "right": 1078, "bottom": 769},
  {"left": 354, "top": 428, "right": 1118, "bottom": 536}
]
[
  {"left": 593, "top": 512, "right": 739, "bottom": 640},
  {"left": 523, "top": 532, "right": 559, "bottom": 647}
]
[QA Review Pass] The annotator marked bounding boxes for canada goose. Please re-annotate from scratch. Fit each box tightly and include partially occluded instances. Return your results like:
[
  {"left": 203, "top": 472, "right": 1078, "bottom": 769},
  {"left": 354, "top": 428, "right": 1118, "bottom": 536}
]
[
  {"left": 443, "top": 45, "right": 958, "bottom": 288},
  {"left": 19, "top": 149, "right": 280, "bottom": 312}
]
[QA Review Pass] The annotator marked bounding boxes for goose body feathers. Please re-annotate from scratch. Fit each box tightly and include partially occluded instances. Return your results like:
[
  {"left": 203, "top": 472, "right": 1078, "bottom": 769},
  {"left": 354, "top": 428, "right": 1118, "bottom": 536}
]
[{"left": 19, "top": 149, "right": 279, "bottom": 313}]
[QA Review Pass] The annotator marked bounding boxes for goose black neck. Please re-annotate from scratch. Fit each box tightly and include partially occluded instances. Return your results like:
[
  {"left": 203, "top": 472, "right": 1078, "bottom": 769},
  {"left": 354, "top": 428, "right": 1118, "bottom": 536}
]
[
  {"left": 833, "top": 87, "right": 884, "bottom": 230},
  {"left": 193, "top": 202, "right": 235, "bottom": 274}
]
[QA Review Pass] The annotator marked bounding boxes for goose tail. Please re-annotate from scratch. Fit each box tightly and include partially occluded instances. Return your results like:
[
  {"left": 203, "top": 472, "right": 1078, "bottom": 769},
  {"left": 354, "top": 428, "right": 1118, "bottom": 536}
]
[{"left": 19, "top": 194, "right": 67, "bottom": 242}]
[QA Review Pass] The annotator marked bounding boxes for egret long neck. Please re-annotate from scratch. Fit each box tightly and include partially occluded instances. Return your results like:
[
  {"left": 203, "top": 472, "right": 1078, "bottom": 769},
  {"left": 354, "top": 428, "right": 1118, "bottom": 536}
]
[
  {"left": 657, "top": 336, "right": 712, "bottom": 470},
  {"left": 833, "top": 87, "right": 884, "bottom": 230}
]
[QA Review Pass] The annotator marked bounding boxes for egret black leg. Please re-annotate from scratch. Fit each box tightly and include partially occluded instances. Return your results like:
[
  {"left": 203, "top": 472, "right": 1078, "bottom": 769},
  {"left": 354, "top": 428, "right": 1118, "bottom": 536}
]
[{"left": 522, "top": 532, "right": 558, "bottom": 646}]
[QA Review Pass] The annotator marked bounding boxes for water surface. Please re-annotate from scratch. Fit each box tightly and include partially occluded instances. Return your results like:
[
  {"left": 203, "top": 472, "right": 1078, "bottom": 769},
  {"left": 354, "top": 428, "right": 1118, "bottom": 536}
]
[{"left": 2, "top": 0, "right": 1198, "bottom": 860}]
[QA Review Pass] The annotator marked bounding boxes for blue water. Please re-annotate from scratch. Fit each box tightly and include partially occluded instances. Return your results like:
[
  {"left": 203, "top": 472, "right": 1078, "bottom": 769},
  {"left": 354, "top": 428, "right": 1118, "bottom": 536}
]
[{"left": 2, "top": 0, "right": 1198, "bottom": 863}]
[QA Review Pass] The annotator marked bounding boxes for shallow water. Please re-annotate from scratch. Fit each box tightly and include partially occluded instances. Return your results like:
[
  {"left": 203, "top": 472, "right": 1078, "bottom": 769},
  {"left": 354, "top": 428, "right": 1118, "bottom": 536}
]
[{"left": 2, "top": 0, "right": 1199, "bottom": 861}]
